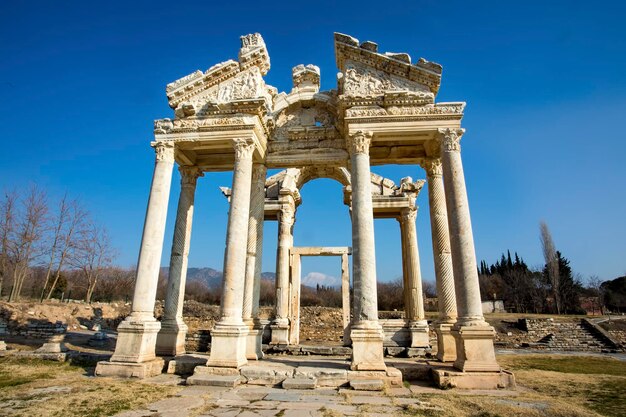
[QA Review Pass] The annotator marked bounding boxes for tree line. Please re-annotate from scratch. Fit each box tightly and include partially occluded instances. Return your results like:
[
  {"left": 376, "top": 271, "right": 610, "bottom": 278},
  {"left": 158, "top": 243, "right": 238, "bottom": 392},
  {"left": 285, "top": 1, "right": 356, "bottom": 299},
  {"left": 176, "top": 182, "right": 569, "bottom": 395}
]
[
  {"left": 2, "top": 189, "right": 618, "bottom": 315},
  {"left": 0, "top": 186, "right": 114, "bottom": 303},
  {"left": 477, "top": 222, "right": 606, "bottom": 314}
]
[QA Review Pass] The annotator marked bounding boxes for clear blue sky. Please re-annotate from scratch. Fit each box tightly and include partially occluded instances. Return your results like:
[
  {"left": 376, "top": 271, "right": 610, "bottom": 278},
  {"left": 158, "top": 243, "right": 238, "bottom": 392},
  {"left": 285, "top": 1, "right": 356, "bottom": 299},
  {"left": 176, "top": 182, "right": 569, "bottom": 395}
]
[{"left": 1, "top": 1, "right": 625, "bottom": 286}]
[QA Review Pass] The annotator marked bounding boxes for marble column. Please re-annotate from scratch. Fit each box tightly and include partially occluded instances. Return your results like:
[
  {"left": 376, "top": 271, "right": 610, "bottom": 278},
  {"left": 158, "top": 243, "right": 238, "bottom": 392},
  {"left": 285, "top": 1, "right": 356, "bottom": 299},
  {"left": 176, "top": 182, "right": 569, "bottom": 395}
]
[
  {"left": 288, "top": 254, "right": 301, "bottom": 345},
  {"left": 438, "top": 128, "right": 500, "bottom": 372},
  {"left": 206, "top": 138, "right": 255, "bottom": 369},
  {"left": 423, "top": 158, "right": 458, "bottom": 362},
  {"left": 95, "top": 141, "right": 174, "bottom": 378},
  {"left": 341, "top": 253, "right": 351, "bottom": 346},
  {"left": 243, "top": 164, "right": 266, "bottom": 359},
  {"left": 270, "top": 200, "right": 295, "bottom": 345},
  {"left": 347, "top": 131, "right": 385, "bottom": 371},
  {"left": 156, "top": 166, "right": 203, "bottom": 356},
  {"left": 400, "top": 207, "right": 429, "bottom": 348}
]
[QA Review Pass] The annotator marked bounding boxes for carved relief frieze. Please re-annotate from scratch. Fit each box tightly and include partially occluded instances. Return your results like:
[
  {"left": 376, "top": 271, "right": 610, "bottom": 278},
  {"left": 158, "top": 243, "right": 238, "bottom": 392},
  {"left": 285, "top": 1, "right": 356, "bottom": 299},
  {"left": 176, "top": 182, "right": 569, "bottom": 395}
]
[
  {"left": 341, "top": 62, "right": 433, "bottom": 98},
  {"left": 217, "top": 66, "right": 265, "bottom": 103},
  {"left": 387, "top": 103, "right": 465, "bottom": 116},
  {"left": 273, "top": 104, "right": 337, "bottom": 142},
  {"left": 345, "top": 106, "right": 388, "bottom": 117}
]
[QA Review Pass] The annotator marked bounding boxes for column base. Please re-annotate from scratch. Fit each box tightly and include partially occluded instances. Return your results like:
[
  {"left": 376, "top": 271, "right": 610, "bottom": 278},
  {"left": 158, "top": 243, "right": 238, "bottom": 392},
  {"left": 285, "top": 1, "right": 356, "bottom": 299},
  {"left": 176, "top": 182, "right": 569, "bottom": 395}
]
[
  {"left": 246, "top": 323, "right": 264, "bottom": 360},
  {"left": 409, "top": 320, "right": 430, "bottom": 348},
  {"left": 350, "top": 322, "right": 386, "bottom": 371},
  {"left": 434, "top": 321, "right": 457, "bottom": 362},
  {"left": 109, "top": 317, "right": 161, "bottom": 363},
  {"left": 270, "top": 321, "right": 290, "bottom": 346},
  {"left": 155, "top": 320, "right": 188, "bottom": 357},
  {"left": 95, "top": 358, "right": 165, "bottom": 379},
  {"left": 206, "top": 322, "right": 249, "bottom": 369},
  {"left": 452, "top": 323, "right": 500, "bottom": 372}
]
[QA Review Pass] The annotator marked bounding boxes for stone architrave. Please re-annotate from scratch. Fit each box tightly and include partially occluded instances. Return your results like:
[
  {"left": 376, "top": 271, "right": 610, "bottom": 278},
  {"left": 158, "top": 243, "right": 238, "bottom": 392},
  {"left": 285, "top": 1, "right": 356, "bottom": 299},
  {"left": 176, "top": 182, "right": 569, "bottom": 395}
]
[
  {"left": 423, "top": 158, "right": 458, "bottom": 362},
  {"left": 347, "top": 131, "right": 386, "bottom": 371},
  {"left": 206, "top": 138, "right": 255, "bottom": 369},
  {"left": 438, "top": 128, "right": 500, "bottom": 372},
  {"left": 270, "top": 200, "right": 295, "bottom": 345},
  {"left": 399, "top": 207, "right": 429, "bottom": 348},
  {"left": 95, "top": 141, "right": 174, "bottom": 378},
  {"left": 156, "top": 165, "right": 203, "bottom": 357},
  {"left": 243, "top": 164, "right": 267, "bottom": 359}
]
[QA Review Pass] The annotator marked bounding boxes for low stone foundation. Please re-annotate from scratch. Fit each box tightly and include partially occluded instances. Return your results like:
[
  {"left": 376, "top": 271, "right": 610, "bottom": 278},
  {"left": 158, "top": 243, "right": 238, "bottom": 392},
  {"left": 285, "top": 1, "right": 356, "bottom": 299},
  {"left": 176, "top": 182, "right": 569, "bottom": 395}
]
[
  {"left": 94, "top": 358, "right": 165, "bottom": 379},
  {"left": 432, "top": 365, "right": 516, "bottom": 390},
  {"left": 185, "top": 357, "right": 403, "bottom": 388}
]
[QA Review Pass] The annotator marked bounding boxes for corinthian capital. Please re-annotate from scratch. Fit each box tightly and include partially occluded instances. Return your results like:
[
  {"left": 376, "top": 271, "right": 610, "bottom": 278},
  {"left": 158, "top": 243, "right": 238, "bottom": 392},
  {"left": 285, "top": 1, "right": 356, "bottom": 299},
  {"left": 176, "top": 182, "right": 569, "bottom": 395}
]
[
  {"left": 279, "top": 204, "right": 295, "bottom": 226},
  {"left": 153, "top": 141, "right": 175, "bottom": 162},
  {"left": 233, "top": 138, "right": 255, "bottom": 160},
  {"left": 437, "top": 128, "right": 465, "bottom": 153},
  {"left": 400, "top": 207, "right": 417, "bottom": 223},
  {"left": 179, "top": 166, "right": 204, "bottom": 187},
  {"left": 346, "top": 131, "right": 373, "bottom": 156},
  {"left": 422, "top": 158, "right": 443, "bottom": 177}
]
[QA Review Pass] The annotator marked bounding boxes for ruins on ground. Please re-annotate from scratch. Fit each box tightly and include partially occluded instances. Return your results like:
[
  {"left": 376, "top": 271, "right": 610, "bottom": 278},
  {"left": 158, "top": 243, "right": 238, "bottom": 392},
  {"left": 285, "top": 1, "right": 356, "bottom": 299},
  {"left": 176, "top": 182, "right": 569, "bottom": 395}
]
[{"left": 95, "top": 33, "right": 515, "bottom": 389}]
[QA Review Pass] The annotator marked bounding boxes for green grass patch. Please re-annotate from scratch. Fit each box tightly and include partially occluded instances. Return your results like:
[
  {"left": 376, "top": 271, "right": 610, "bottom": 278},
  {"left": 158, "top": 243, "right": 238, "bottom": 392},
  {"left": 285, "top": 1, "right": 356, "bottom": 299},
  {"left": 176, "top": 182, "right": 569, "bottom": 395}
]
[
  {"left": 0, "top": 371, "right": 54, "bottom": 388},
  {"left": 582, "top": 378, "right": 626, "bottom": 417},
  {"left": 499, "top": 355, "right": 626, "bottom": 376}
]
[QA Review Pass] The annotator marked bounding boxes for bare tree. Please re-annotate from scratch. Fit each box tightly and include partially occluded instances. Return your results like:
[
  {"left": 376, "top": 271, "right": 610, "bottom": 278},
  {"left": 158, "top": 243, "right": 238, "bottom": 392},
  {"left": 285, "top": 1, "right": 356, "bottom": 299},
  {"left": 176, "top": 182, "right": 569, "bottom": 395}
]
[
  {"left": 539, "top": 221, "right": 561, "bottom": 314},
  {"left": 0, "top": 190, "right": 18, "bottom": 298},
  {"left": 73, "top": 221, "right": 113, "bottom": 303},
  {"left": 8, "top": 186, "right": 48, "bottom": 302},
  {"left": 588, "top": 275, "right": 605, "bottom": 314},
  {"left": 43, "top": 198, "right": 86, "bottom": 300},
  {"left": 40, "top": 194, "right": 68, "bottom": 301}
]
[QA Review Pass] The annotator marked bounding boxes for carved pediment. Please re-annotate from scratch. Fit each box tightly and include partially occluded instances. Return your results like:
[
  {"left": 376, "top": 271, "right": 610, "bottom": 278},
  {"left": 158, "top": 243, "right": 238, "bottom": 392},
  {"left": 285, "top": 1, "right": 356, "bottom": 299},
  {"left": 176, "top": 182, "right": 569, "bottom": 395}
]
[
  {"left": 334, "top": 33, "right": 442, "bottom": 103},
  {"left": 165, "top": 33, "right": 275, "bottom": 116}
]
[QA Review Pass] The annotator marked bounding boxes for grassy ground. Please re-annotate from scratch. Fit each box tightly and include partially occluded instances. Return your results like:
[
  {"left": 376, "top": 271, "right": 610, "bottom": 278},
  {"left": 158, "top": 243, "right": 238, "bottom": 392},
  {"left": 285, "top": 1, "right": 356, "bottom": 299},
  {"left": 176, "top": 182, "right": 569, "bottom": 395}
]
[
  {"left": 0, "top": 354, "right": 624, "bottom": 417},
  {"left": 0, "top": 356, "right": 179, "bottom": 417}
]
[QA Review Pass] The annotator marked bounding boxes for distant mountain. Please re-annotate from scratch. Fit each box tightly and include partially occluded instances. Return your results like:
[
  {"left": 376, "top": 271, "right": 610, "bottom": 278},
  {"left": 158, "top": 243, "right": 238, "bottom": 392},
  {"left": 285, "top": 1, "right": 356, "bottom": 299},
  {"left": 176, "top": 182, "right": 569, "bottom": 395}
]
[{"left": 161, "top": 267, "right": 275, "bottom": 290}]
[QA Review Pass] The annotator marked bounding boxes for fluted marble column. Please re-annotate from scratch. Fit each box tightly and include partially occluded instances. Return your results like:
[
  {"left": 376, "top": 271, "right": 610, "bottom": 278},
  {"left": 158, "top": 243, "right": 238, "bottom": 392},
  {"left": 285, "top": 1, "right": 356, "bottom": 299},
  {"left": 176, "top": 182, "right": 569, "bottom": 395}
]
[
  {"left": 423, "top": 158, "right": 458, "bottom": 362},
  {"left": 347, "top": 131, "right": 385, "bottom": 371},
  {"left": 96, "top": 141, "right": 174, "bottom": 378},
  {"left": 270, "top": 201, "right": 295, "bottom": 345},
  {"left": 206, "top": 138, "right": 255, "bottom": 369},
  {"left": 156, "top": 166, "right": 203, "bottom": 356},
  {"left": 438, "top": 128, "right": 499, "bottom": 372},
  {"left": 399, "top": 207, "right": 429, "bottom": 348},
  {"left": 243, "top": 163, "right": 266, "bottom": 359}
]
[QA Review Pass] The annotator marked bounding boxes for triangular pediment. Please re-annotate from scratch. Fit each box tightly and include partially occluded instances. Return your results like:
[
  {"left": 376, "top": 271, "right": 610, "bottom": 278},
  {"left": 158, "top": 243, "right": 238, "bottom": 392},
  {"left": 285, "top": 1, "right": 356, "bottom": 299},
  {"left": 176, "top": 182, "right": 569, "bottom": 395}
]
[
  {"left": 164, "top": 34, "right": 276, "bottom": 116},
  {"left": 334, "top": 33, "right": 442, "bottom": 102}
]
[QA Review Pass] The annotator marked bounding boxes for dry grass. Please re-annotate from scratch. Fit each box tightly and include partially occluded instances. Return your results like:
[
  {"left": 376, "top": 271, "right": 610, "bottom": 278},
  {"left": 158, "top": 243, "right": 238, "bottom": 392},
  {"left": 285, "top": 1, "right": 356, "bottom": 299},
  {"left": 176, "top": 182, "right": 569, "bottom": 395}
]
[
  {"left": 498, "top": 354, "right": 626, "bottom": 417},
  {"left": 385, "top": 354, "right": 625, "bottom": 417},
  {"left": 0, "top": 356, "right": 179, "bottom": 417}
]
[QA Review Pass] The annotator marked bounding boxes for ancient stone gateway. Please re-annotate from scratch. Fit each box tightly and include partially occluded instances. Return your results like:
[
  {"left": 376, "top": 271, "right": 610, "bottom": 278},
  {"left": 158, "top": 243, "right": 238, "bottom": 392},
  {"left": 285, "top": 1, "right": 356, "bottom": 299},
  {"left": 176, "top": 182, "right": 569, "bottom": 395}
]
[
  {"left": 95, "top": 32, "right": 514, "bottom": 389},
  {"left": 287, "top": 246, "right": 351, "bottom": 347}
]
